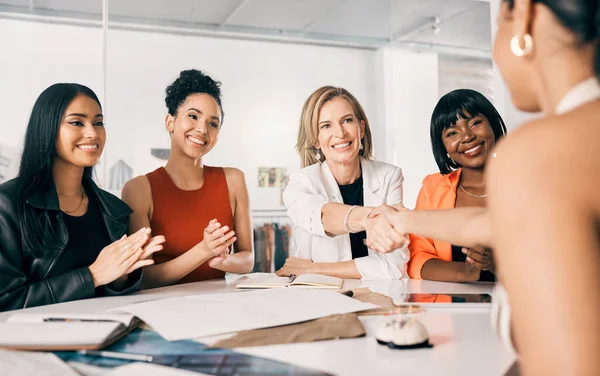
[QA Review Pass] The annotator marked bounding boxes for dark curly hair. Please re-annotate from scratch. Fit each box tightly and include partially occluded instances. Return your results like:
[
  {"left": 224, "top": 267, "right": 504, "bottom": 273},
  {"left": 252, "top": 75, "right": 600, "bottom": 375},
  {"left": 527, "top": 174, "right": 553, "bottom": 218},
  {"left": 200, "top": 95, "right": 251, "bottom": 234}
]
[{"left": 165, "top": 69, "right": 224, "bottom": 125}]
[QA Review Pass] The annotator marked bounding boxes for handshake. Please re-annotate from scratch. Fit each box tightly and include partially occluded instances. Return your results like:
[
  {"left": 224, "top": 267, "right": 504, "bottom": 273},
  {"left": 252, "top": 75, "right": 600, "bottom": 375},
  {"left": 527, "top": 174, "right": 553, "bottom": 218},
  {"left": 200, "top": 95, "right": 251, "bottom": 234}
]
[{"left": 361, "top": 203, "right": 411, "bottom": 254}]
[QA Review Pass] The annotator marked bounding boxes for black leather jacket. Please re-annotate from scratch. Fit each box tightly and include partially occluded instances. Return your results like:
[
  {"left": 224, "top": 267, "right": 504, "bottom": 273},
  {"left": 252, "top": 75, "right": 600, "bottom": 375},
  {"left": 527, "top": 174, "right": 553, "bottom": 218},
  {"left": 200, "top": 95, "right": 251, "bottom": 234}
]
[{"left": 0, "top": 176, "right": 142, "bottom": 312}]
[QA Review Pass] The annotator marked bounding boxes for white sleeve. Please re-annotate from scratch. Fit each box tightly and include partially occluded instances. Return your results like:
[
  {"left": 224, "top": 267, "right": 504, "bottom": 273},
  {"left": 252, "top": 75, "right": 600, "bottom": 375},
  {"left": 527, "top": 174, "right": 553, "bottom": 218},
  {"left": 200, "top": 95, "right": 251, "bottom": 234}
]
[
  {"left": 354, "top": 246, "right": 409, "bottom": 280},
  {"left": 354, "top": 165, "right": 408, "bottom": 280},
  {"left": 385, "top": 167, "right": 404, "bottom": 205},
  {"left": 283, "top": 171, "right": 328, "bottom": 238}
]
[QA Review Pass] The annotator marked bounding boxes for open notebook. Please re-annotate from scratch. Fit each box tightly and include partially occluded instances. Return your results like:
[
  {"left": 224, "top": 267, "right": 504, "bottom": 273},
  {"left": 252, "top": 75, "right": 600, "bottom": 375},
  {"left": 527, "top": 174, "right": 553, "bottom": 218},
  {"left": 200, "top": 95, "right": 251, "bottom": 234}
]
[
  {"left": 0, "top": 313, "right": 140, "bottom": 351},
  {"left": 237, "top": 274, "right": 343, "bottom": 290}
]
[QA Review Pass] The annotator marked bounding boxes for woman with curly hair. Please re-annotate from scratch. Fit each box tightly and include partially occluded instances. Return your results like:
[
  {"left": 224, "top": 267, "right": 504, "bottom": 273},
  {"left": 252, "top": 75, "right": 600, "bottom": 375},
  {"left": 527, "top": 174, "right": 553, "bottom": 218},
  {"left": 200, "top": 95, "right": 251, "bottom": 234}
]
[{"left": 122, "top": 70, "right": 253, "bottom": 288}]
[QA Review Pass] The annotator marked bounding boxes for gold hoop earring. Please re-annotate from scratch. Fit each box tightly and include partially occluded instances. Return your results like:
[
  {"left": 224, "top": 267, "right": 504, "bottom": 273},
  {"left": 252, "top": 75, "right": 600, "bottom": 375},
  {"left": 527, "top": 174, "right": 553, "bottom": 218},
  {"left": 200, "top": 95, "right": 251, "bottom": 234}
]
[{"left": 510, "top": 33, "right": 533, "bottom": 57}]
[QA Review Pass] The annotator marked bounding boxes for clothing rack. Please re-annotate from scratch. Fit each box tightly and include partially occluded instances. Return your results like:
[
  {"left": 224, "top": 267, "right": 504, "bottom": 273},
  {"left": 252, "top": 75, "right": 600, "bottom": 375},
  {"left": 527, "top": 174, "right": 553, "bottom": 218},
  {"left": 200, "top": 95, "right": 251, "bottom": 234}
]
[{"left": 252, "top": 209, "right": 292, "bottom": 273}]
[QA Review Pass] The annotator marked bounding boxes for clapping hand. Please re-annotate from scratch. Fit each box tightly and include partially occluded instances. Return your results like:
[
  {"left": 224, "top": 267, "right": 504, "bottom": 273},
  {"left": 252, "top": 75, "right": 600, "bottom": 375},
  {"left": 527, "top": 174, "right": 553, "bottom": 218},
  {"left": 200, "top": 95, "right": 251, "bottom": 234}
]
[
  {"left": 200, "top": 219, "right": 236, "bottom": 267},
  {"left": 89, "top": 227, "right": 162, "bottom": 287}
]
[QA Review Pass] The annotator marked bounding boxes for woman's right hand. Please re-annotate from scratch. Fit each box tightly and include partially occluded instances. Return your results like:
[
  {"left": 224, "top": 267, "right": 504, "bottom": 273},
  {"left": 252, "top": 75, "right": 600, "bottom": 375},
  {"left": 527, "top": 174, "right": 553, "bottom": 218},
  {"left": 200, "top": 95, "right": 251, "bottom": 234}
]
[
  {"left": 372, "top": 204, "right": 410, "bottom": 234},
  {"left": 196, "top": 219, "right": 237, "bottom": 261},
  {"left": 461, "top": 258, "right": 482, "bottom": 282},
  {"left": 362, "top": 206, "right": 409, "bottom": 253},
  {"left": 89, "top": 227, "right": 153, "bottom": 287}
]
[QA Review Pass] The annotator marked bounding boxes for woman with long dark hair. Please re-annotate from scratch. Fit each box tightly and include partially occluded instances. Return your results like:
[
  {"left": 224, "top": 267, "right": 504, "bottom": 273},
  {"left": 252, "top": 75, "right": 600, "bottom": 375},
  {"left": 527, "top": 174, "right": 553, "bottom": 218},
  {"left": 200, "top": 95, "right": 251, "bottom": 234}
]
[{"left": 0, "top": 83, "right": 164, "bottom": 312}]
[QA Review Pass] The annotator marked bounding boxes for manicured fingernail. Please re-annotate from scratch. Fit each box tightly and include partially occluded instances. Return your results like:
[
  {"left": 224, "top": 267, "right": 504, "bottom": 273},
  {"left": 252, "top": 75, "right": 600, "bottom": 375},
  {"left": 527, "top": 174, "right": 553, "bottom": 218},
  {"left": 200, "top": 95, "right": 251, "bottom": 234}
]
[{"left": 462, "top": 249, "right": 467, "bottom": 254}]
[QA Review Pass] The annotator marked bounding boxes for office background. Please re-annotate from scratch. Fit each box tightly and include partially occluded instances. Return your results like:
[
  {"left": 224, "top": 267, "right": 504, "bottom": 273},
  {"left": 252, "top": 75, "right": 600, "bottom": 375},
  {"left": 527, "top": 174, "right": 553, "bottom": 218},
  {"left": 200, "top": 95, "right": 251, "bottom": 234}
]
[{"left": 0, "top": 0, "right": 531, "bottom": 209}]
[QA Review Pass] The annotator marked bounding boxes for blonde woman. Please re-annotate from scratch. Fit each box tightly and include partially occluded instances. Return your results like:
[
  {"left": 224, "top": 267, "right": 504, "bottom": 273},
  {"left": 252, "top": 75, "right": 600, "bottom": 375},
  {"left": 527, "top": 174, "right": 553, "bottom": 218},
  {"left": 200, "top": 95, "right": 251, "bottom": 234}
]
[{"left": 276, "top": 86, "right": 408, "bottom": 280}]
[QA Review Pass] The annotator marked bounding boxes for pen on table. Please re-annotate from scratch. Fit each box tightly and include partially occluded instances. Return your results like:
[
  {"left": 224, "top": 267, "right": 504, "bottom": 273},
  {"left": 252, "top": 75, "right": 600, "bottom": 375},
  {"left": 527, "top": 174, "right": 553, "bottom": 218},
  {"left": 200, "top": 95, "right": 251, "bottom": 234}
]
[
  {"left": 288, "top": 274, "right": 297, "bottom": 284},
  {"left": 77, "top": 350, "right": 153, "bottom": 363},
  {"left": 43, "top": 318, "right": 118, "bottom": 323}
]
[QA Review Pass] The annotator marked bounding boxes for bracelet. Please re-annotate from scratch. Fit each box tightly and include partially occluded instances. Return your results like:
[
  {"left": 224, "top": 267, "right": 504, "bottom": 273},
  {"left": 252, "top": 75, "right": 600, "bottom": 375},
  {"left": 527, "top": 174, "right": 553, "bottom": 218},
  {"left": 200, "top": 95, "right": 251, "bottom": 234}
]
[{"left": 344, "top": 205, "right": 358, "bottom": 233}]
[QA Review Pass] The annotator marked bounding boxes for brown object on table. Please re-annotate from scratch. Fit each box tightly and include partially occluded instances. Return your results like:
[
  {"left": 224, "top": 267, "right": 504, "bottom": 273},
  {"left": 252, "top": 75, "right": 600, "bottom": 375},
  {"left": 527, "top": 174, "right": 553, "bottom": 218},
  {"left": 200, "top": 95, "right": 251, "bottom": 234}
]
[
  {"left": 209, "top": 313, "right": 365, "bottom": 349},
  {"left": 350, "top": 288, "right": 425, "bottom": 316}
]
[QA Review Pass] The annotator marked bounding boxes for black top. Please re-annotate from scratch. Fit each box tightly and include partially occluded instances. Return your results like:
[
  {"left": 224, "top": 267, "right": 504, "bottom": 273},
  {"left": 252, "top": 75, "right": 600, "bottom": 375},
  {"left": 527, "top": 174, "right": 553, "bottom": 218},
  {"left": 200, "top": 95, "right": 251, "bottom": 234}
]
[
  {"left": 338, "top": 175, "right": 369, "bottom": 259},
  {"left": 451, "top": 244, "right": 496, "bottom": 282},
  {"left": 49, "top": 192, "right": 111, "bottom": 294},
  {"left": 0, "top": 174, "right": 140, "bottom": 312}
]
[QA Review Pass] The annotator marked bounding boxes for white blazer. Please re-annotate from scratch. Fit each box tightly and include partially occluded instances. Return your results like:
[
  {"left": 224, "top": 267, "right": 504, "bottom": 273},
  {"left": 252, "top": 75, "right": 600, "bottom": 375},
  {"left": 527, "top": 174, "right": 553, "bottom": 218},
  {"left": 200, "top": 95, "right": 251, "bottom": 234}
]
[{"left": 283, "top": 158, "right": 409, "bottom": 280}]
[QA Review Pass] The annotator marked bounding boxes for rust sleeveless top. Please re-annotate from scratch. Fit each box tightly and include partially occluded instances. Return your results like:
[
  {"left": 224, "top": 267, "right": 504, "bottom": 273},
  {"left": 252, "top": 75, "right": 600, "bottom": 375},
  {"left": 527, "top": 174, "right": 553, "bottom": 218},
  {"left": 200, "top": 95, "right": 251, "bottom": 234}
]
[{"left": 146, "top": 166, "right": 233, "bottom": 283}]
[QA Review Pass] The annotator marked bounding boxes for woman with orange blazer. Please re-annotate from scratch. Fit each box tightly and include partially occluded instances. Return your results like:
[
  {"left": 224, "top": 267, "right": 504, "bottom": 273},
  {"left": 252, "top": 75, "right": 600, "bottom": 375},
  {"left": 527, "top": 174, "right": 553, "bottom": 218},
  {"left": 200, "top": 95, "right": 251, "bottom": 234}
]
[{"left": 407, "top": 89, "right": 506, "bottom": 282}]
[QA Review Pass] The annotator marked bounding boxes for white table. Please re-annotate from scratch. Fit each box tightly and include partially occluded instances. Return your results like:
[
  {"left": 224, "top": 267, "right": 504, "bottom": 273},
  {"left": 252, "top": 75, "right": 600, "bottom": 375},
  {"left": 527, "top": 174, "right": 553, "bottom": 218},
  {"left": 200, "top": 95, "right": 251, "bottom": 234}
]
[{"left": 0, "top": 278, "right": 516, "bottom": 376}]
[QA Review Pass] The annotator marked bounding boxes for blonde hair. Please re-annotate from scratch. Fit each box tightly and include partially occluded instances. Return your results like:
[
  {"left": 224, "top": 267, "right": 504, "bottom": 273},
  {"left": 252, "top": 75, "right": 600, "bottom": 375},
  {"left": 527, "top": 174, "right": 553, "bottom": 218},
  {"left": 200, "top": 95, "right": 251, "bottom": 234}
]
[{"left": 296, "top": 86, "right": 373, "bottom": 168}]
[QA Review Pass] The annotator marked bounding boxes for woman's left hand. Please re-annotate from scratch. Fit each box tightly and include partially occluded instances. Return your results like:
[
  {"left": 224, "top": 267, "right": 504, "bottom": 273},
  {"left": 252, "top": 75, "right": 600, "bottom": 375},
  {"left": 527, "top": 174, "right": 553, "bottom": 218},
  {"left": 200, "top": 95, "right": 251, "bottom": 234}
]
[
  {"left": 276, "top": 257, "right": 314, "bottom": 276},
  {"left": 208, "top": 249, "right": 229, "bottom": 268},
  {"left": 138, "top": 235, "right": 166, "bottom": 261},
  {"left": 462, "top": 246, "right": 495, "bottom": 273}
]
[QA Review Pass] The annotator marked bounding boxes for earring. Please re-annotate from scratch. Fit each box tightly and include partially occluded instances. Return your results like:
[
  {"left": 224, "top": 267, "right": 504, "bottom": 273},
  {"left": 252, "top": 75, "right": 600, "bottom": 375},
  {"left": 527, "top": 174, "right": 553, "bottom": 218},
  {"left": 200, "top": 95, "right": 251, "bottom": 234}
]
[
  {"left": 359, "top": 139, "right": 364, "bottom": 150},
  {"left": 315, "top": 150, "right": 321, "bottom": 161},
  {"left": 447, "top": 153, "right": 456, "bottom": 164},
  {"left": 510, "top": 33, "right": 533, "bottom": 57}
]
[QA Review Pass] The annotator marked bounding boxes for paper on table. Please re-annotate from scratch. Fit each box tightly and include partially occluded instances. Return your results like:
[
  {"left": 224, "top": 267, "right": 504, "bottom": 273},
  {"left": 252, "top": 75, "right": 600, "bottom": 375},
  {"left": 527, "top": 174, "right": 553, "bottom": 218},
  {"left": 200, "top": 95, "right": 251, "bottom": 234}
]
[
  {"left": 0, "top": 349, "right": 79, "bottom": 376},
  {"left": 104, "top": 363, "right": 208, "bottom": 376},
  {"left": 113, "top": 289, "right": 378, "bottom": 341},
  {"left": 0, "top": 322, "right": 122, "bottom": 347}
]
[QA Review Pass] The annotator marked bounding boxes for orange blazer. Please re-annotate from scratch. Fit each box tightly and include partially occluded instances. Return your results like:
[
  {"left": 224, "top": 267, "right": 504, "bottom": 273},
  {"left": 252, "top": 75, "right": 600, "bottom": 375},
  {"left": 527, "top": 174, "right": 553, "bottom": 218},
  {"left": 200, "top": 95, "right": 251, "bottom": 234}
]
[{"left": 407, "top": 169, "right": 462, "bottom": 279}]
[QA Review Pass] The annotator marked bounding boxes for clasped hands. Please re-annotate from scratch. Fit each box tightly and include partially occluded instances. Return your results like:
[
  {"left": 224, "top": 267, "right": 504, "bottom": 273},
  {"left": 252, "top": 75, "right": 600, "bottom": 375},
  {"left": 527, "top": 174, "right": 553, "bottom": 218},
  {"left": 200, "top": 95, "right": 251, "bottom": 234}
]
[
  {"left": 89, "top": 227, "right": 165, "bottom": 287},
  {"left": 368, "top": 204, "right": 495, "bottom": 275},
  {"left": 196, "top": 218, "right": 237, "bottom": 268},
  {"left": 361, "top": 203, "right": 410, "bottom": 253}
]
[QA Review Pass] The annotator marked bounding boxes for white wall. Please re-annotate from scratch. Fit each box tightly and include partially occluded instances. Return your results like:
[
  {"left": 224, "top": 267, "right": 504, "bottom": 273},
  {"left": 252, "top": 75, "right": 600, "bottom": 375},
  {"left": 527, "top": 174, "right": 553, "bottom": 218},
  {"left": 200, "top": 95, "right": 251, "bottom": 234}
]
[
  {"left": 382, "top": 47, "right": 440, "bottom": 208},
  {"left": 0, "top": 18, "right": 443, "bottom": 210},
  {"left": 103, "top": 27, "right": 378, "bottom": 209},
  {"left": 0, "top": 19, "right": 104, "bottom": 182}
]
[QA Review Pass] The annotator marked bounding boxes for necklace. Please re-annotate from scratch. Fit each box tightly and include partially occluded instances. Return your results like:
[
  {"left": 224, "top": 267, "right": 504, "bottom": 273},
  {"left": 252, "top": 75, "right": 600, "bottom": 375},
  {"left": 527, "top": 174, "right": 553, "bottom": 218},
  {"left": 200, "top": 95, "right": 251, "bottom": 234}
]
[
  {"left": 459, "top": 184, "right": 487, "bottom": 198},
  {"left": 59, "top": 188, "right": 85, "bottom": 214}
]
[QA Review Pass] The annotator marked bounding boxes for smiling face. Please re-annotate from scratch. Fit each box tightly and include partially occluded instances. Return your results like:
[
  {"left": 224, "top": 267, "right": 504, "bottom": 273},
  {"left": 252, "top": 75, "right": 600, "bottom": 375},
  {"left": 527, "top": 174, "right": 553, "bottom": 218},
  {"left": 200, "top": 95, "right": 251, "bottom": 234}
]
[
  {"left": 166, "top": 93, "right": 222, "bottom": 159},
  {"left": 315, "top": 97, "right": 365, "bottom": 166},
  {"left": 442, "top": 110, "right": 496, "bottom": 170},
  {"left": 55, "top": 94, "right": 105, "bottom": 168}
]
